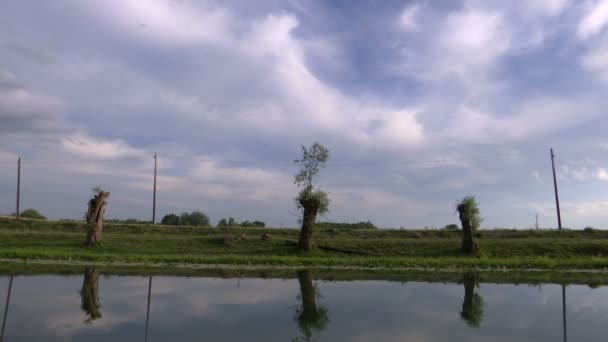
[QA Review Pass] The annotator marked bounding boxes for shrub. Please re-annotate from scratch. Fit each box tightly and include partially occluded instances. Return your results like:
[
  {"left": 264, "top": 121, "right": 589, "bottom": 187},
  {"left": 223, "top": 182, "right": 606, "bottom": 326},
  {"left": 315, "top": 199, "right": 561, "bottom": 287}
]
[
  {"left": 19, "top": 209, "right": 46, "bottom": 220},
  {"left": 180, "top": 211, "right": 210, "bottom": 227},
  {"left": 161, "top": 214, "right": 180, "bottom": 225}
]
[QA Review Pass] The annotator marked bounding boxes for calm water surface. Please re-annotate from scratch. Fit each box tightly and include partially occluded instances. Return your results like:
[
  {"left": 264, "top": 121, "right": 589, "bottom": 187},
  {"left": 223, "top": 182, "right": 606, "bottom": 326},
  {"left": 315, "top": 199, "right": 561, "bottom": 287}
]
[{"left": 0, "top": 270, "right": 606, "bottom": 341}]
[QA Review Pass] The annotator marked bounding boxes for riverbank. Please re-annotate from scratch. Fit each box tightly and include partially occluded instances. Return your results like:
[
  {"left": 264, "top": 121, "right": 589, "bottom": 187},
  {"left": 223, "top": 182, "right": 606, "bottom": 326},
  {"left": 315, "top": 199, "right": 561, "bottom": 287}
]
[
  {"left": 1, "top": 258, "right": 607, "bottom": 287},
  {"left": 1, "top": 217, "right": 608, "bottom": 271}
]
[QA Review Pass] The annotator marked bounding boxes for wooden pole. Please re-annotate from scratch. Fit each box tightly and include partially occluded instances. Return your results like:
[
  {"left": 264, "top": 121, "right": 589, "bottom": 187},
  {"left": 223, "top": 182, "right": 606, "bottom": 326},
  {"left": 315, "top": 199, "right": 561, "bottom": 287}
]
[
  {"left": 16, "top": 158, "right": 20, "bottom": 221},
  {"left": 152, "top": 153, "right": 157, "bottom": 224},
  {"left": 550, "top": 148, "right": 562, "bottom": 230},
  {"left": 1, "top": 275, "right": 13, "bottom": 342}
]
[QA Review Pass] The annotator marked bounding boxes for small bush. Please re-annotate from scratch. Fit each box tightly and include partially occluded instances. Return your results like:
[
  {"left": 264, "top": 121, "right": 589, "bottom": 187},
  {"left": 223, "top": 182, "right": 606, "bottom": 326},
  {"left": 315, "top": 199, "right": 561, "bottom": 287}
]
[
  {"left": 444, "top": 224, "right": 459, "bottom": 231},
  {"left": 19, "top": 209, "right": 46, "bottom": 220}
]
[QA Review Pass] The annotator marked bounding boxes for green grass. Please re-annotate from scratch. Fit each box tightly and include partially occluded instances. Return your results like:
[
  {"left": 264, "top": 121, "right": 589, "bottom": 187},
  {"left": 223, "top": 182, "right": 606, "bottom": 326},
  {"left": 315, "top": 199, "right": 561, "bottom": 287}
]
[
  {"left": 1, "top": 261, "right": 607, "bottom": 287},
  {"left": 1, "top": 217, "right": 608, "bottom": 270}
]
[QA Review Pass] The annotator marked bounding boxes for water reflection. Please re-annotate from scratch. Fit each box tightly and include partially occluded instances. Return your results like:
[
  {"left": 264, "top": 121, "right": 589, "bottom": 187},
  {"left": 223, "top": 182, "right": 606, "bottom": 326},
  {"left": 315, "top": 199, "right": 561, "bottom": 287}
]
[
  {"left": 145, "top": 275, "right": 152, "bottom": 342},
  {"left": 0, "top": 275, "right": 12, "bottom": 342},
  {"left": 80, "top": 268, "right": 101, "bottom": 322},
  {"left": 293, "top": 270, "right": 329, "bottom": 341},
  {"left": 562, "top": 284, "right": 567, "bottom": 342},
  {"left": 0, "top": 270, "right": 603, "bottom": 341},
  {"left": 460, "top": 272, "right": 485, "bottom": 329}
]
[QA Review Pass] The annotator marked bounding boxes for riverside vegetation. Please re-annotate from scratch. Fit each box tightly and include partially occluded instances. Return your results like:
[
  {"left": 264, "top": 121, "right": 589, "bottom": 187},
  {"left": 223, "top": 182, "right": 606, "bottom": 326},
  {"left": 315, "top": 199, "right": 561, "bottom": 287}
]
[
  {"left": 2, "top": 142, "right": 607, "bottom": 271},
  {"left": 1, "top": 217, "right": 608, "bottom": 270}
]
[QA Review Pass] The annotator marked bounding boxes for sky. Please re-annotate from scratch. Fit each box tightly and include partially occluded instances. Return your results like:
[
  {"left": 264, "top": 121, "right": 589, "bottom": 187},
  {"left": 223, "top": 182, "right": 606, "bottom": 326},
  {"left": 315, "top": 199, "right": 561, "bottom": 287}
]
[{"left": 0, "top": 0, "right": 608, "bottom": 229}]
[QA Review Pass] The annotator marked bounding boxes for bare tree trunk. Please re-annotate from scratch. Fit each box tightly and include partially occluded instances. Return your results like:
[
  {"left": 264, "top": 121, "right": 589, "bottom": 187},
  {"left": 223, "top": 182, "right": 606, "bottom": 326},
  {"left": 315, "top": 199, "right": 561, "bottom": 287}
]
[
  {"left": 459, "top": 211, "right": 479, "bottom": 256},
  {"left": 81, "top": 267, "right": 102, "bottom": 322},
  {"left": 298, "top": 198, "right": 320, "bottom": 251},
  {"left": 85, "top": 191, "right": 109, "bottom": 245}
]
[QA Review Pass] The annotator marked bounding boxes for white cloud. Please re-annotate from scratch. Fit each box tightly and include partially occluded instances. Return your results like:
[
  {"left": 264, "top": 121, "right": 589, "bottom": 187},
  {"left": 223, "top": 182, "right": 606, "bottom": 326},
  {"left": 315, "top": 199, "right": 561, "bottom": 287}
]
[
  {"left": 582, "top": 41, "right": 608, "bottom": 80},
  {"left": 572, "top": 167, "right": 590, "bottom": 180},
  {"left": 527, "top": 0, "right": 570, "bottom": 17},
  {"left": 440, "top": 96, "right": 599, "bottom": 144},
  {"left": 0, "top": 71, "right": 64, "bottom": 135},
  {"left": 2, "top": 1, "right": 608, "bottom": 228},
  {"left": 89, "top": 0, "right": 233, "bottom": 46},
  {"left": 187, "top": 159, "right": 294, "bottom": 201},
  {"left": 598, "top": 168, "right": 608, "bottom": 180},
  {"left": 578, "top": 0, "right": 608, "bottom": 39},
  {"left": 400, "top": 3, "right": 424, "bottom": 31},
  {"left": 61, "top": 134, "right": 146, "bottom": 160},
  {"left": 438, "top": 9, "right": 510, "bottom": 71},
  {"left": 532, "top": 170, "right": 542, "bottom": 182},
  {"left": 351, "top": 109, "right": 425, "bottom": 148},
  {"left": 568, "top": 201, "right": 608, "bottom": 218}
]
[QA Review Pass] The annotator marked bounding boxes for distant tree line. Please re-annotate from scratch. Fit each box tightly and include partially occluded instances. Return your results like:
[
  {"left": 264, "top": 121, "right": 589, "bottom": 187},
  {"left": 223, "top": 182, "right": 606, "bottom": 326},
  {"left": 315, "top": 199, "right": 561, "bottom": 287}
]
[
  {"left": 316, "top": 221, "right": 377, "bottom": 230},
  {"left": 217, "top": 217, "right": 265, "bottom": 228},
  {"left": 106, "top": 218, "right": 151, "bottom": 224},
  {"left": 160, "top": 211, "right": 211, "bottom": 226}
]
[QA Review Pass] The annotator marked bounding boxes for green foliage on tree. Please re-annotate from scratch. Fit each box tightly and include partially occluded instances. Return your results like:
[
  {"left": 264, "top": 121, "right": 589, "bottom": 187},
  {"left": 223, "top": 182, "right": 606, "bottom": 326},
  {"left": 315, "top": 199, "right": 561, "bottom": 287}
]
[
  {"left": 456, "top": 196, "right": 481, "bottom": 232},
  {"left": 443, "top": 224, "right": 460, "bottom": 231},
  {"left": 240, "top": 220, "right": 266, "bottom": 228},
  {"left": 317, "top": 221, "right": 377, "bottom": 230},
  {"left": 296, "top": 188, "right": 330, "bottom": 214},
  {"left": 160, "top": 211, "right": 210, "bottom": 226},
  {"left": 179, "top": 211, "right": 210, "bottom": 227},
  {"left": 228, "top": 217, "right": 237, "bottom": 226},
  {"left": 295, "top": 142, "right": 330, "bottom": 251},
  {"left": 294, "top": 142, "right": 329, "bottom": 189},
  {"left": 106, "top": 218, "right": 151, "bottom": 224},
  {"left": 19, "top": 208, "right": 46, "bottom": 220},
  {"left": 456, "top": 195, "right": 481, "bottom": 256},
  {"left": 161, "top": 214, "right": 180, "bottom": 225},
  {"left": 217, "top": 217, "right": 266, "bottom": 228}
]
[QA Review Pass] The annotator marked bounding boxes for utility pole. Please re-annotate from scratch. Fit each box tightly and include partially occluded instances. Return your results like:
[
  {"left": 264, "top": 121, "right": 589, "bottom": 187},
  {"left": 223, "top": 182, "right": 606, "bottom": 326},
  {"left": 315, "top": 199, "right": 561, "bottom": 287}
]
[
  {"left": 152, "top": 153, "right": 157, "bottom": 224},
  {"left": 16, "top": 158, "right": 20, "bottom": 221},
  {"left": 550, "top": 148, "right": 562, "bottom": 230},
  {"left": 535, "top": 212, "right": 539, "bottom": 230}
]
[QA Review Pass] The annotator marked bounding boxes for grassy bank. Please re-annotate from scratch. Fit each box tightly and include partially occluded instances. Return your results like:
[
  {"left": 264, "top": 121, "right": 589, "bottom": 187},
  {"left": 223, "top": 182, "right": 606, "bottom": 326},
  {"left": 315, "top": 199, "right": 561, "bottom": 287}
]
[
  {"left": 1, "top": 217, "right": 608, "bottom": 270},
  {"left": 1, "top": 259, "right": 607, "bottom": 287}
]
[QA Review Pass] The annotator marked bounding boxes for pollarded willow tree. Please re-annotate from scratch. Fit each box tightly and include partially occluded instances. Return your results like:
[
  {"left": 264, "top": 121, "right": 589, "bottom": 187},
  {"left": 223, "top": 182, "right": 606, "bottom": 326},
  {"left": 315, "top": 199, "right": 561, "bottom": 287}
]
[
  {"left": 456, "top": 195, "right": 481, "bottom": 256},
  {"left": 85, "top": 187, "right": 110, "bottom": 245},
  {"left": 294, "top": 142, "right": 330, "bottom": 251}
]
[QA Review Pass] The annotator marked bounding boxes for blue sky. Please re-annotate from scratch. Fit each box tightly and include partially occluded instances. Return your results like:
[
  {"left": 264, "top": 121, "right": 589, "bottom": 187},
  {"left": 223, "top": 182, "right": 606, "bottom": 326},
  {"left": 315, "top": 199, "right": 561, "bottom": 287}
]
[{"left": 1, "top": 0, "right": 608, "bottom": 228}]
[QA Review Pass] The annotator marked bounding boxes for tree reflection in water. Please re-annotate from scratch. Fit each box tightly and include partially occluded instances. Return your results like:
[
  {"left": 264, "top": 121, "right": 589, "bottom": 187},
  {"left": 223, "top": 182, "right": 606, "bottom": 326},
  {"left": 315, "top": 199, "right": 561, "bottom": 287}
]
[
  {"left": 460, "top": 272, "right": 485, "bottom": 329},
  {"left": 80, "top": 267, "right": 102, "bottom": 323},
  {"left": 293, "top": 270, "right": 329, "bottom": 342}
]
